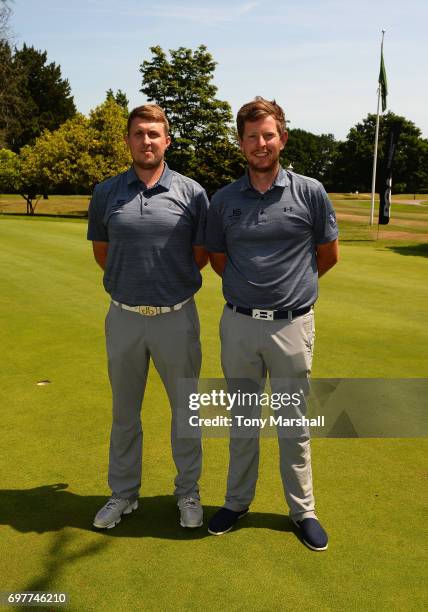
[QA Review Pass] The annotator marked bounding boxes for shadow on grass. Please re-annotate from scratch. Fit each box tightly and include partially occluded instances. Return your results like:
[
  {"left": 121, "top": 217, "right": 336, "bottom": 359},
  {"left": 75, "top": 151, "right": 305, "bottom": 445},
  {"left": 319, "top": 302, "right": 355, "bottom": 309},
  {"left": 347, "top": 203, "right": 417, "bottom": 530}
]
[
  {"left": 15, "top": 530, "right": 108, "bottom": 611},
  {"left": 0, "top": 483, "right": 293, "bottom": 539},
  {"left": 387, "top": 243, "right": 428, "bottom": 258}
]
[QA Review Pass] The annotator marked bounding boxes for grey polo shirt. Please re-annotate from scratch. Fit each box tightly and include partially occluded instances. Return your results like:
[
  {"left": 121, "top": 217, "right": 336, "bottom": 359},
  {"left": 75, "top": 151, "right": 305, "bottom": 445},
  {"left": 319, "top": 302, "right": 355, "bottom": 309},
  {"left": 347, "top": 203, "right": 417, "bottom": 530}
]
[
  {"left": 87, "top": 164, "right": 208, "bottom": 306},
  {"left": 205, "top": 167, "right": 338, "bottom": 310}
]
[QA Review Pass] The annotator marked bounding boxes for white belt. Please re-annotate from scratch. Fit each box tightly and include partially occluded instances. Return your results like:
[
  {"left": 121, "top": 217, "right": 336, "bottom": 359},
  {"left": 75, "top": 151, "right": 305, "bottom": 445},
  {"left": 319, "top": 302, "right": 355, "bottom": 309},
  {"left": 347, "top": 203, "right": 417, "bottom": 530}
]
[{"left": 112, "top": 297, "right": 192, "bottom": 316}]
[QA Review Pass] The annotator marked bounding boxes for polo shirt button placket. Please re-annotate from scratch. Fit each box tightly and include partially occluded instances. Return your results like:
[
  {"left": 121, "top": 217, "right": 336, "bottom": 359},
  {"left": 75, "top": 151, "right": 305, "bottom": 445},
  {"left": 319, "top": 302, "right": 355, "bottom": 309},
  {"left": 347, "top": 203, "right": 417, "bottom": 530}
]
[
  {"left": 139, "top": 192, "right": 148, "bottom": 215},
  {"left": 143, "top": 189, "right": 149, "bottom": 208},
  {"left": 259, "top": 196, "right": 265, "bottom": 221}
]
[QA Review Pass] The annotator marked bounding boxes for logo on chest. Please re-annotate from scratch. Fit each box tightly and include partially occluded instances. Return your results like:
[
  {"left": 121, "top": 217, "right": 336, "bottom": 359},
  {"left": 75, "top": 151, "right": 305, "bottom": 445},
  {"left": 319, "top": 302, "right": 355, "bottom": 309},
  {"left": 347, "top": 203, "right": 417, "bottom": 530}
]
[
  {"left": 228, "top": 208, "right": 241, "bottom": 219},
  {"left": 283, "top": 206, "right": 294, "bottom": 213}
]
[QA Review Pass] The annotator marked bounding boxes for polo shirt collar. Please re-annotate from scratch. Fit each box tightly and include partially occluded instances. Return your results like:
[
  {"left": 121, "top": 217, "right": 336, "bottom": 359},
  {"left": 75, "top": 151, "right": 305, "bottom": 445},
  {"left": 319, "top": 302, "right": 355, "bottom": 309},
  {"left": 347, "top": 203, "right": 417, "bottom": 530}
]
[
  {"left": 157, "top": 163, "right": 173, "bottom": 190},
  {"left": 239, "top": 166, "right": 289, "bottom": 192},
  {"left": 126, "top": 162, "right": 173, "bottom": 190},
  {"left": 239, "top": 172, "right": 252, "bottom": 192},
  {"left": 126, "top": 165, "right": 140, "bottom": 185},
  {"left": 273, "top": 166, "right": 289, "bottom": 188}
]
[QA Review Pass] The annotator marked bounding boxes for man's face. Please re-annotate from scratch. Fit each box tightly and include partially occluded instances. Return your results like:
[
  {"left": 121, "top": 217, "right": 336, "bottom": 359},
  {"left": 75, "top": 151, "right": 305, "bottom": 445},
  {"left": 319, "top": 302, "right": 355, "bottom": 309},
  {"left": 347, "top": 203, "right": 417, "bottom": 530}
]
[
  {"left": 125, "top": 119, "right": 171, "bottom": 170},
  {"left": 239, "top": 115, "right": 288, "bottom": 174}
]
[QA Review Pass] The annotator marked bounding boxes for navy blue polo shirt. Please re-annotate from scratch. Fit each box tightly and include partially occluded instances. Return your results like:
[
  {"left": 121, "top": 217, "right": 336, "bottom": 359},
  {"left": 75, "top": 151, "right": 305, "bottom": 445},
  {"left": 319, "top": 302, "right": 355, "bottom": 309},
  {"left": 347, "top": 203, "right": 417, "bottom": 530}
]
[
  {"left": 205, "top": 168, "right": 338, "bottom": 310},
  {"left": 87, "top": 164, "right": 208, "bottom": 306}
]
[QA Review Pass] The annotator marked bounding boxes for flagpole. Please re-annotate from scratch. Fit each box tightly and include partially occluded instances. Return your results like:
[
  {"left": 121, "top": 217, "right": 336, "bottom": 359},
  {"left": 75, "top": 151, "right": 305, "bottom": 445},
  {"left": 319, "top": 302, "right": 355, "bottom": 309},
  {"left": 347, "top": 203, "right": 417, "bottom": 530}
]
[{"left": 370, "top": 30, "right": 385, "bottom": 226}]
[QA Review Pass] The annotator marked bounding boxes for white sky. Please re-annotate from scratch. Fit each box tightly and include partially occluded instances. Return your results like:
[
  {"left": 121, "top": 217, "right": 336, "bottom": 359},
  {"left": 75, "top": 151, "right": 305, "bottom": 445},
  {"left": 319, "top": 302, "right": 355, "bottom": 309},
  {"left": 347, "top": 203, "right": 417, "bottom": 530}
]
[{"left": 10, "top": 0, "right": 428, "bottom": 140}]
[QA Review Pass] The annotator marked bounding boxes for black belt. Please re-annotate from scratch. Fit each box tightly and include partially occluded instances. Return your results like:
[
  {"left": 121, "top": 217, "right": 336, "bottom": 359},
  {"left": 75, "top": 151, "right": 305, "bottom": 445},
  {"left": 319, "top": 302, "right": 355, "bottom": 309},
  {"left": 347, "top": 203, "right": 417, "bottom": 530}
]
[{"left": 226, "top": 302, "right": 312, "bottom": 321}]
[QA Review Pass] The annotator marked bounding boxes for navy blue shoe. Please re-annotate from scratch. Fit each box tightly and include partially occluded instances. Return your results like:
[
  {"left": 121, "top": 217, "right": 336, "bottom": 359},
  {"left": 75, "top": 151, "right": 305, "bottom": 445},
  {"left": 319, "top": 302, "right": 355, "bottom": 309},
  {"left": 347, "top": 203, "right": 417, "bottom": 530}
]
[
  {"left": 208, "top": 507, "right": 249, "bottom": 535},
  {"left": 292, "top": 517, "right": 328, "bottom": 551}
]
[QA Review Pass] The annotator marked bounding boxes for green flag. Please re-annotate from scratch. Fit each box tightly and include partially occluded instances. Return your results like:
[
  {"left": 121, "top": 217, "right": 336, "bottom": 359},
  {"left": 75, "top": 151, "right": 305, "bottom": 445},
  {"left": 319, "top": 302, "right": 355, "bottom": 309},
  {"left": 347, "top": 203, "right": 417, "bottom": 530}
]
[{"left": 379, "top": 48, "right": 388, "bottom": 112}]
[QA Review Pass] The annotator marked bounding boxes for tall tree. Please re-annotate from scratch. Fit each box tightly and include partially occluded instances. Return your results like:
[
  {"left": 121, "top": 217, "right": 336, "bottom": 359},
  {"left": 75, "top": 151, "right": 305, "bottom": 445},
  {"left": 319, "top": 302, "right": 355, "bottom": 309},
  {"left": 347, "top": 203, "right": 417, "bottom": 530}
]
[
  {"left": 0, "top": 0, "right": 12, "bottom": 42},
  {"left": 106, "top": 88, "right": 129, "bottom": 111},
  {"left": 0, "top": 40, "right": 25, "bottom": 148},
  {"left": 332, "top": 112, "right": 428, "bottom": 193},
  {"left": 281, "top": 129, "right": 338, "bottom": 189},
  {"left": 16, "top": 98, "right": 131, "bottom": 212},
  {"left": 140, "top": 45, "right": 244, "bottom": 194},
  {"left": 6, "top": 44, "right": 76, "bottom": 151}
]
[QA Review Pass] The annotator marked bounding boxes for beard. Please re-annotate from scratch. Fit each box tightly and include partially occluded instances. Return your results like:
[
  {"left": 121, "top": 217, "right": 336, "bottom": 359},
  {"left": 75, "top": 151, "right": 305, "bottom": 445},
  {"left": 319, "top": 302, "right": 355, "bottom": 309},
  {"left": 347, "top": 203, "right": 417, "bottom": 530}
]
[
  {"left": 247, "top": 156, "right": 279, "bottom": 174},
  {"left": 133, "top": 155, "right": 164, "bottom": 171}
]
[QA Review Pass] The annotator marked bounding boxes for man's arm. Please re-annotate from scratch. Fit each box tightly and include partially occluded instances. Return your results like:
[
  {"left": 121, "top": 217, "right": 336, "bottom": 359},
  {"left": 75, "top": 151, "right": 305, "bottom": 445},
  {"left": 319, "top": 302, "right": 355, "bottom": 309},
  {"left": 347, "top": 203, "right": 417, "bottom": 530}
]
[
  {"left": 209, "top": 252, "right": 227, "bottom": 277},
  {"left": 316, "top": 239, "right": 339, "bottom": 277},
  {"left": 192, "top": 245, "right": 209, "bottom": 270},
  {"left": 92, "top": 241, "right": 109, "bottom": 270}
]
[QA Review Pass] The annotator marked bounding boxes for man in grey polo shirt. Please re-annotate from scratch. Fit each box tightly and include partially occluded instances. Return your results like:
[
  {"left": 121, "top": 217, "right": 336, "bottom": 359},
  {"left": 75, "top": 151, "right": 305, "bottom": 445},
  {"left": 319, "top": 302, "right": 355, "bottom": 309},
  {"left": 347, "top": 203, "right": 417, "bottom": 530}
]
[
  {"left": 206, "top": 98, "right": 338, "bottom": 550},
  {"left": 88, "top": 104, "right": 209, "bottom": 529}
]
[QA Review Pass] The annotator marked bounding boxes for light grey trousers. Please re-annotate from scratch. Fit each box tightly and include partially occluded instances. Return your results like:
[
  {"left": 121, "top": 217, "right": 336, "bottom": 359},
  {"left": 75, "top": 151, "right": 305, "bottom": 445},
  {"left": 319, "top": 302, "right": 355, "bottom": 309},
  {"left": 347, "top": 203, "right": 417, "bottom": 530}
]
[
  {"left": 220, "top": 305, "right": 317, "bottom": 520},
  {"left": 105, "top": 298, "right": 202, "bottom": 500}
]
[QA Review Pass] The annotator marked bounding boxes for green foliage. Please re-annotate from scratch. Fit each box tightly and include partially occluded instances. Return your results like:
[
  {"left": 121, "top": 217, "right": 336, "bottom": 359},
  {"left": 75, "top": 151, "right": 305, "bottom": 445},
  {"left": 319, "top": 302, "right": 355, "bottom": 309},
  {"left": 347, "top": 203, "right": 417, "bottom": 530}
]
[
  {"left": 332, "top": 112, "right": 428, "bottom": 193},
  {"left": 0, "top": 148, "right": 20, "bottom": 191},
  {"left": 1, "top": 43, "right": 76, "bottom": 151},
  {"left": 140, "top": 45, "right": 244, "bottom": 194},
  {"left": 19, "top": 114, "right": 93, "bottom": 196},
  {"left": 106, "top": 88, "right": 129, "bottom": 111},
  {"left": 0, "top": 40, "right": 26, "bottom": 149},
  {"left": 281, "top": 129, "right": 338, "bottom": 188},
  {"left": 16, "top": 99, "right": 131, "bottom": 208},
  {"left": 88, "top": 97, "right": 130, "bottom": 184}
]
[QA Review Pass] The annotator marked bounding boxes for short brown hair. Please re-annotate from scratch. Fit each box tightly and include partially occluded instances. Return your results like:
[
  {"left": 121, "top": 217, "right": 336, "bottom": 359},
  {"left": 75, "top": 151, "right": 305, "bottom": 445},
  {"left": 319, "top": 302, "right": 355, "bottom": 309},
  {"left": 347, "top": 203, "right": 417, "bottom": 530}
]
[
  {"left": 127, "top": 104, "right": 169, "bottom": 135},
  {"left": 236, "top": 97, "right": 286, "bottom": 139}
]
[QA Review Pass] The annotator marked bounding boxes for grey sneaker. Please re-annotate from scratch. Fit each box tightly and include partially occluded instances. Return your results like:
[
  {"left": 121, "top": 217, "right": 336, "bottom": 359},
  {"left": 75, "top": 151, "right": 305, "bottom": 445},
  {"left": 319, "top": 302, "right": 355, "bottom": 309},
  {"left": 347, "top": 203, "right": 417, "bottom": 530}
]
[
  {"left": 178, "top": 497, "right": 203, "bottom": 528},
  {"left": 93, "top": 495, "right": 138, "bottom": 529}
]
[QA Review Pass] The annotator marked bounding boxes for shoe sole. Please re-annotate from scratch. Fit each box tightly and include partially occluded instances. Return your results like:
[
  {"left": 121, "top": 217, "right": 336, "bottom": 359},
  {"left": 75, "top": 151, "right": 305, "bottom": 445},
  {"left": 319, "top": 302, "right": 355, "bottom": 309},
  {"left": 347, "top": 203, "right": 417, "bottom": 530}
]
[
  {"left": 180, "top": 519, "right": 203, "bottom": 528},
  {"left": 291, "top": 518, "right": 328, "bottom": 551},
  {"left": 302, "top": 539, "right": 328, "bottom": 552},
  {"left": 93, "top": 500, "right": 138, "bottom": 529},
  {"left": 208, "top": 509, "right": 249, "bottom": 536}
]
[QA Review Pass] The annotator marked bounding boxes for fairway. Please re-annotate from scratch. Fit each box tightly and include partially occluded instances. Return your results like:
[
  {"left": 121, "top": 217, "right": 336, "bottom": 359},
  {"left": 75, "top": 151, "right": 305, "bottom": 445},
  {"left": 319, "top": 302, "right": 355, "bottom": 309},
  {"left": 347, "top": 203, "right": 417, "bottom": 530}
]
[{"left": 0, "top": 213, "right": 427, "bottom": 611}]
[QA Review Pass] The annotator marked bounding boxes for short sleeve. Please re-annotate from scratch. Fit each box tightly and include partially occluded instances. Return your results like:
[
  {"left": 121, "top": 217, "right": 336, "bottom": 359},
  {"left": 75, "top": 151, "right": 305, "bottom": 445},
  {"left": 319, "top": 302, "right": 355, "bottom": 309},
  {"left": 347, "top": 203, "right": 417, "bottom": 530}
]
[
  {"left": 205, "top": 193, "right": 226, "bottom": 253},
  {"left": 192, "top": 188, "right": 209, "bottom": 246},
  {"left": 312, "top": 183, "right": 339, "bottom": 245},
  {"left": 87, "top": 185, "right": 109, "bottom": 242}
]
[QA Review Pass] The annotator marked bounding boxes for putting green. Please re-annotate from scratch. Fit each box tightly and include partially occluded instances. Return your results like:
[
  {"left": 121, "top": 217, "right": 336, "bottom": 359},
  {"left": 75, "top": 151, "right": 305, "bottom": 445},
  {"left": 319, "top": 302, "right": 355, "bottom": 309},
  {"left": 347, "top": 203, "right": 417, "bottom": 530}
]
[{"left": 0, "top": 216, "right": 426, "bottom": 611}]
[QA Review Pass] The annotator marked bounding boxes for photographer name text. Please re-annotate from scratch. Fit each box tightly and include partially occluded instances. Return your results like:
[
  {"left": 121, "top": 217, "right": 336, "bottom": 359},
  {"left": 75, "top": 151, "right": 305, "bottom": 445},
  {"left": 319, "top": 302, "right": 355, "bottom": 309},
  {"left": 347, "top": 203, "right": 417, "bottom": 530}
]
[{"left": 188, "top": 415, "right": 325, "bottom": 428}]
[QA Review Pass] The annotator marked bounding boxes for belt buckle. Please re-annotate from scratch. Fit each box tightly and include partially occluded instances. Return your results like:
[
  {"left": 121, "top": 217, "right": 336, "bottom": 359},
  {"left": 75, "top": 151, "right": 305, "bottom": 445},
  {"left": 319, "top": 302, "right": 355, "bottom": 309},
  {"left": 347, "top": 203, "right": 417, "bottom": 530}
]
[
  {"left": 138, "top": 305, "right": 159, "bottom": 316},
  {"left": 252, "top": 309, "right": 274, "bottom": 320}
]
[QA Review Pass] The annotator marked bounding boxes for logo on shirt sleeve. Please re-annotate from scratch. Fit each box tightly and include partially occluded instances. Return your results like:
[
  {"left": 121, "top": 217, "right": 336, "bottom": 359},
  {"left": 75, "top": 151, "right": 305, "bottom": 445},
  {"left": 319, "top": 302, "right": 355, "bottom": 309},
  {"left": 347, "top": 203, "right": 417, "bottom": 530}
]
[{"left": 328, "top": 211, "right": 337, "bottom": 227}]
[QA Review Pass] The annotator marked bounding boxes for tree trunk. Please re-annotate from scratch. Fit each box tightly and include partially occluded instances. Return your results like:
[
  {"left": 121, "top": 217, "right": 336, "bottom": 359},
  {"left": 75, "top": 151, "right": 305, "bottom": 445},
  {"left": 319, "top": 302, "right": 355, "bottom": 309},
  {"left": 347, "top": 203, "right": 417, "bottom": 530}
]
[{"left": 24, "top": 196, "right": 35, "bottom": 215}]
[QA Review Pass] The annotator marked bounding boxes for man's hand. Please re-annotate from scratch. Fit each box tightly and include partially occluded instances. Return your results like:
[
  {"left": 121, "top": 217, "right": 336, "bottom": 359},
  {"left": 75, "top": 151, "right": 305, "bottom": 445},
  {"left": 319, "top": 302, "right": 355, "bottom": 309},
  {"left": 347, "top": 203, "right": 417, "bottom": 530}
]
[
  {"left": 209, "top": 252, "right": 227, "bottom": 277},
  {"left": 192, "top": 246, "right": 209, "bottom": 270},
  {"left": 92, "top": 241, "right": 109, "bottom": 270},
  {"left": 316, "top": 239, "right": 339, "bottom": 277}
]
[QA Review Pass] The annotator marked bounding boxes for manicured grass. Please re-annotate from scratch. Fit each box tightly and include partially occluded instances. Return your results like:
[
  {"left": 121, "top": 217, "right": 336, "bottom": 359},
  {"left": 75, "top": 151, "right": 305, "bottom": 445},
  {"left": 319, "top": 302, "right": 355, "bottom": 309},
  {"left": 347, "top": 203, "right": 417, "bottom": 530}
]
[
  {"left": 0, "top": 215, "right": 427, "bottom": 611},
  {"left": 0, "top": 194, "right": 90, "bottom": 216}
]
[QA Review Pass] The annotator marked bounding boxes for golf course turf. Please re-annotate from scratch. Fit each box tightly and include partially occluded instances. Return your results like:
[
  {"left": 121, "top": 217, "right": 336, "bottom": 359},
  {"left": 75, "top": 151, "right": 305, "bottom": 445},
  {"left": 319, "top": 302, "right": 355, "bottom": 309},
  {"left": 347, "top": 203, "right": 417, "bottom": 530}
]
[{"left": 0, "top": 197, "right": 427, "bottom": 611}]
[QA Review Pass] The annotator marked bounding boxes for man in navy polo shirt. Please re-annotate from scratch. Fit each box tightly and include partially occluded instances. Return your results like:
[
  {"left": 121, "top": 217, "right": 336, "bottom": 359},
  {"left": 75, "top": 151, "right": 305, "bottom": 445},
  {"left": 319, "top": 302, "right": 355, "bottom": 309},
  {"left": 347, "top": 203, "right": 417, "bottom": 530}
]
[
  {"left": 205, "top": 98, "right": 338, "bottom": 550},
  {"left": 88, "top": 104, "right": 209, "bottom": 529}
]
